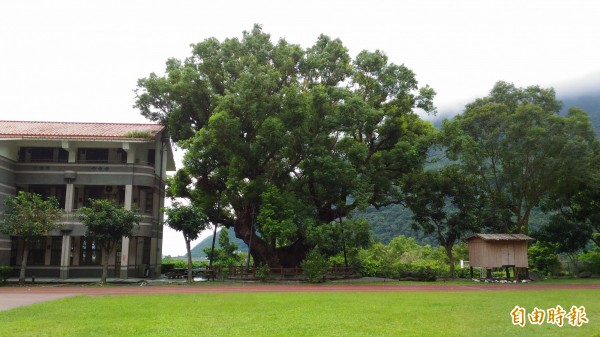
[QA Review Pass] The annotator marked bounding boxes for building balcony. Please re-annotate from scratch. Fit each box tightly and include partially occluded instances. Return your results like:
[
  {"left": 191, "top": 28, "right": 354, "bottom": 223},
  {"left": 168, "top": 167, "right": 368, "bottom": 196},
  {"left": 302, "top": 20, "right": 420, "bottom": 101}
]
[{"left": 14, "top": 162, "right": 160, "bottom": 187}]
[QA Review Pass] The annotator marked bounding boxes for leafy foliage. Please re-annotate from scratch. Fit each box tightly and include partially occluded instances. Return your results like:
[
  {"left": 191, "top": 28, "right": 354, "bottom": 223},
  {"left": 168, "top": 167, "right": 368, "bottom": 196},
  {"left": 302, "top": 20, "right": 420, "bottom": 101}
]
[
  {"left": 301, "top": 250, "right": 330, "bottom": 283},
  {"left": 163, "top": 202, "right": 209, "bottom": 281},
  {"left": 123, "top": 131, "right": 151, "bottom": 139},
  {"left": 0, "top": 265, "right": 12, "bottom": 283},
  {"left": 163, "top": 203, "right": 209, "bottom": 242},
  {"left": 79, "top": 199, "right": 141, "bottom": 283},
  {"left": 189, "top": 227, "right": 248, "bottom": 259},
  {"left": 136, "top": 25, "right": 435, "bottom": 267},
  {"left": 353, "top": 235, "right": 469, "bottom": 279},
  {"left": 401, "top": 165, "right": 485, "bottom": 277},
  {"left": 203, "top": 229, "right": 243, "bottom": 267},
  {"left": 0, "top": 191, "right": 62, "bottom": 283},
  {"left": 0, "top": 191, "right": 62, "bottom": 238},
  {"left": 579, "top": 248, "right": 600, "bottom": 275},
  {"left": 442, "top": 81, "right": 600, "bottom": 235},
  {"left": 528, "top": 242, "right": 561, "bottom": 276}
]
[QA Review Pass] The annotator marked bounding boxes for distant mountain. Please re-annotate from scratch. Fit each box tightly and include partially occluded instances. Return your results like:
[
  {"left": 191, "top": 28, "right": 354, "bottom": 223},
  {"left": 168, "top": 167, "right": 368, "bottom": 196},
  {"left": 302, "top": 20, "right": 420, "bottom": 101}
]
[
  {"left": 189, "top": 227, "right": 248, "bottom": 259},
  {"left": 364, "top": 87, "right": 600, "bottom": 244},
  {"left": 429, "top": 87, "right": 600, "bottom": 132},
  {"left": 559, "top": 91, "right": 600, "bottom": 134}
]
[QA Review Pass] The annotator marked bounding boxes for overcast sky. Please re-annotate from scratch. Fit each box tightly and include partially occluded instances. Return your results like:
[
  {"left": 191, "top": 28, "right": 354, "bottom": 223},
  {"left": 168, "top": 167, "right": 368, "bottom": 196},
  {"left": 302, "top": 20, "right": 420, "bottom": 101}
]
[{"left": 1, "top": 0, "right": 599, "bottom": 256}]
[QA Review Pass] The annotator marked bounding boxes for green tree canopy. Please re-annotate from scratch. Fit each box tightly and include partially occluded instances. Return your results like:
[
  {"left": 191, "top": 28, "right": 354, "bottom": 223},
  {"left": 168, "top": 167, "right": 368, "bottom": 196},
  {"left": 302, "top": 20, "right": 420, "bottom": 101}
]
[
  {"left": 79, "top": 199, "right": 141, "bottom": 284},
  {"left": 442, "top": 81, "right": 600, "bottom": 235},
  {"left": 0, "top": 191, "right": 62, "bottom": 284},
  {"left": 401, "top": 165, "right": 485, "bottom": 277},
  {"left": 536, "top": 174, "right": 600, "bottom": 253},
  {"left": 204, "top": 228, "right": 242, "bottom": 268},
  {"left": 163, "top": 202, "right": 209, "bottom": 281},
  {"left": 135, "top": 25, "right": 436, "bottom": 267}
]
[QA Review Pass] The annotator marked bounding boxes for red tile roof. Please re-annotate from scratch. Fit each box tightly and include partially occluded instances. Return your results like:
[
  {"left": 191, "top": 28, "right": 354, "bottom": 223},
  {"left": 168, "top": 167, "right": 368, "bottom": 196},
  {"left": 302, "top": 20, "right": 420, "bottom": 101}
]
[{"left": 0, "top": 121, "right": 165, "bottom": 141}]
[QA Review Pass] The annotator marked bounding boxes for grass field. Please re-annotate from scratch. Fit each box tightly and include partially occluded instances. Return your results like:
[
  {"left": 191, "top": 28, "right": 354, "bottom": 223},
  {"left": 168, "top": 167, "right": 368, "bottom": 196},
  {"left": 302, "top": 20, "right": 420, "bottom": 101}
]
[{"left": 0, "top": 289, "right": 598, "bottom": 336}]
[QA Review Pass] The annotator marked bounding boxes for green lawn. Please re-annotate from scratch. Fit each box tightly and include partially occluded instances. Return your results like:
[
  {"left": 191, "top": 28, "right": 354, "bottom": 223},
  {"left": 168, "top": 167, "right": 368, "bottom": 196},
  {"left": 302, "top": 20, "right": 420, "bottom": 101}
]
[{"left": 0, "top": 290, "right": 598, "bottom": 336}]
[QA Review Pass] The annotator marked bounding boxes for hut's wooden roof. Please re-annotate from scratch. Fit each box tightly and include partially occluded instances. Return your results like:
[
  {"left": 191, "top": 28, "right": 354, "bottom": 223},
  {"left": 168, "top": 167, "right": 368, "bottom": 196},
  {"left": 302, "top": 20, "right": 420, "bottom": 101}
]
[{"left": 466, "top": 233, "right": 534, "bottom": 241}]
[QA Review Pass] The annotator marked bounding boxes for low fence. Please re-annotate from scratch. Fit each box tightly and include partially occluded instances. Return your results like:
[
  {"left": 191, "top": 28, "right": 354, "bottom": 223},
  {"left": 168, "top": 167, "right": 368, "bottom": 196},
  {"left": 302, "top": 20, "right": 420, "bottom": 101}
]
[{"left": 196, "top": 265, "right": 356, "bottom": 281}]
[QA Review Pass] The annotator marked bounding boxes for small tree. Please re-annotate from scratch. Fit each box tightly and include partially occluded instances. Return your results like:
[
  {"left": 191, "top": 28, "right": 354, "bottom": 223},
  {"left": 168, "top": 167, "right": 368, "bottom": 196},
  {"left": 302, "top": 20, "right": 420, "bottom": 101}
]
[
  {"left": 163, "top": 202, "right": 209, "bottom": 282},
  {"left": 0, "top": 191, "right": 62, "bottom": 284},
  {"left": 203, "top": 229, "right": 242, "bottom": 268},
  {"left": 402, "top": 166, "right": 484, "bottom": 277},
  {"left": 79, "top": 199, "right": 140, "bottom": 284}
]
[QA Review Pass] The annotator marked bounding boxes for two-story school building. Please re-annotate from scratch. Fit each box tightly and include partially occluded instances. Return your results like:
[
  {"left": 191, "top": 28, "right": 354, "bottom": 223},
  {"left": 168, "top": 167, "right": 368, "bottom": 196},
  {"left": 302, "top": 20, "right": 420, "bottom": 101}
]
[{"left": 0, "top": 121, "right": 175, "bottom": 279}]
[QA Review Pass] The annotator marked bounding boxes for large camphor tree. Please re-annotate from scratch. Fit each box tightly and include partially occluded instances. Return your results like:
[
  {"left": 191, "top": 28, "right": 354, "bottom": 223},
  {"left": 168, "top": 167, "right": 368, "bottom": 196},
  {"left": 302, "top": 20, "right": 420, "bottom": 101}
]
[{"left": 135, "top": 25, "right": 435, "bottom": 267}]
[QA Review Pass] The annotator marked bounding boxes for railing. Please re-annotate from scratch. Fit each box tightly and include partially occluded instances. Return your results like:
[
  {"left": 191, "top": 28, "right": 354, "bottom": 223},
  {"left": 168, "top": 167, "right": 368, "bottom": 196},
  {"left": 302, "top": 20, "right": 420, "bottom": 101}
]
[
  {"left": 18, "top": 159, "right": 154, "bottom": 166},
  {"left": 200, "top": 265, "right": 356, "bottom": 281}
]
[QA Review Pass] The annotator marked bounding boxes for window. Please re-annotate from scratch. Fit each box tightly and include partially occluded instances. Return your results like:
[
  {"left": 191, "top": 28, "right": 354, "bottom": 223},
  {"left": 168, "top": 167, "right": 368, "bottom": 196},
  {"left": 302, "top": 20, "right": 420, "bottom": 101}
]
[
  {"left": 79, "top": 237, "right": 101, "bottom": 265},
  {"left": 28, "top": 185, "right": 66, "bottom": 209},
  {"left": 18, "top": 147, "right": 69, "bottom": 163},
  {"left": 144, "top": 189, "right": 154, "bottom": 214},
  {"left": 142, "top": 237, "right": 151, "bottom": 265},
  {"left": 78, "top": 148, "right": 109, "bottom": 163},
  {"left": 50, "top": 236, "right": 63, "bottom": 266},
  {"left": 57, "top": 148, "right": 69, "bottom": 163},
  {"left": 27, "top": 237, "right": 46, "bottom": 266},
  {"left": 30, "top": 148, "right": 54, "bottom": 162},
  {"left": 147, "top": 149, "right": 155, "bottom": 166}
]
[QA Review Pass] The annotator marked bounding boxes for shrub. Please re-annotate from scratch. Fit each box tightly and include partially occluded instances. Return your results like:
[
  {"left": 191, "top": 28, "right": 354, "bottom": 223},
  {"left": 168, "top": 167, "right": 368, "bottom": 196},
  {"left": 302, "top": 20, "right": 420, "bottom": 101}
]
[
  {"left": 301, "top": 250, "right": 330, "bottom": 283},
  {"left": 123, "top": 131, "right": 151, "bottom": 139},
  {"left": 257, "top": 264, "right": 270, "bottom": 282},
  {"left": 0, "top": 265, "right": 12, "bottom": 283},
  {"left": 529, "top": 242, "right": 562, "bottom": 276},
  {"left": 161, "top": 263, "right": 175, "bottom": 274},
  {"left": 579, "top": 249, "right": 600, "bottom": 275},
  {"left": 398, "top": 265, "right": 437, "bottom": 282}
]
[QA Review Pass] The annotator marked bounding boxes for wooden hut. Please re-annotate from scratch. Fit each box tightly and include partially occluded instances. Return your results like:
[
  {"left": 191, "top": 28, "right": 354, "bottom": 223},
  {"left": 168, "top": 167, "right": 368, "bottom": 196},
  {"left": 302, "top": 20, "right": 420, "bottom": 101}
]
[{"left": 466, "top": 234, "right": 534, "bottom": 280}]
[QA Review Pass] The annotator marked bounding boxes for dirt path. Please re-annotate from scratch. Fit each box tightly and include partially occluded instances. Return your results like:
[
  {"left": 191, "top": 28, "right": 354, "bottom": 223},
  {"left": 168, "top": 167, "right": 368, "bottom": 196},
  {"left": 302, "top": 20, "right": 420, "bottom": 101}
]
[{"left": 1, "top": 282, "right": 599, "bottom": 311}]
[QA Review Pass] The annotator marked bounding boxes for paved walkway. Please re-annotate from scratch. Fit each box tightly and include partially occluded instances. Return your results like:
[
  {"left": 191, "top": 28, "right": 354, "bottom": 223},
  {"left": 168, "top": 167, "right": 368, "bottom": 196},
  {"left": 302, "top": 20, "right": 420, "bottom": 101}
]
[{"left": 0, "top": 293, "right": 77, "bottom": 311}]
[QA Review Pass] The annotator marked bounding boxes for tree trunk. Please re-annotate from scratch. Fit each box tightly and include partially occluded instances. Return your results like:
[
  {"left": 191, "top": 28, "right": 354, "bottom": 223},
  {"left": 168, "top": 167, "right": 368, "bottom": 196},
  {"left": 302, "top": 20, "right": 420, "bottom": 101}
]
[
  {"left": 19, "top": 242, "right": 29, "bottom": 285},
  {"left": 229, "top": 205, "right": 313, "bottom": 268},
  {"left": 208, "top": 223, "right": 218, "bottom": 267},
  {"left": 444, "top": 244, "right": 455, "bottom": 278},
  {"left": 185, "top": 239, "right": 193, "bottom": 283},
  {"left": 101, "top": 248, "right": 109, "bottom": 284},
  {"left": 521, "top": 208, "right": 531, "bottom": 235}
]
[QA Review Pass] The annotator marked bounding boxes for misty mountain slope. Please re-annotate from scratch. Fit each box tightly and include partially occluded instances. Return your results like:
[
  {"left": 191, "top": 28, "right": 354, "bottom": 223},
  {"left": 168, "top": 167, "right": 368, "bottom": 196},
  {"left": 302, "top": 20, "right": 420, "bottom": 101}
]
[{"left": 560, "top": 92, "right": 600, "bottom": 134}]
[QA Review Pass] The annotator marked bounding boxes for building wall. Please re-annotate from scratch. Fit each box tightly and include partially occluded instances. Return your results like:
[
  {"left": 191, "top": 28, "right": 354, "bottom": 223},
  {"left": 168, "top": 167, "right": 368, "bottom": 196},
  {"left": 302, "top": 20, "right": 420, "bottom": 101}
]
[
  {"left": 468, "top": 238, "right": 530, "bottom": 268},
  {"left": 0, "top": 136, "right": 171, "bottom": 278},
  {"left": 0, "top": 155, "right": 16, "bottom": 265}
]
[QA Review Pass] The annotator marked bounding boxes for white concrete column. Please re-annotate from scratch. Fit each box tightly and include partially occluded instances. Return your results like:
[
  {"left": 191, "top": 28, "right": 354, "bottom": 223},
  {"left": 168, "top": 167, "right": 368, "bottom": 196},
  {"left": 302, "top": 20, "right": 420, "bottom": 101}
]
[
  {"left": 61, "top": 141, "right": 77, "bottom": 163},
  {"left": 60, "top": 235, "right": 71, "bottom": 279},
  {"left": 124, "top": 185, "right": 133, "bottom": 210},
  {"left": 119, "top": 237, "right": 130, "bottom": 279},
  {"left": 120, "top": 184, "right": 133, "bottom": 278},
  {"left": 122, "top": 142, "right": 136, "bottom": 164},
  {"left": 65, "top": 183, "right": 74, "bottom": 213}
]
